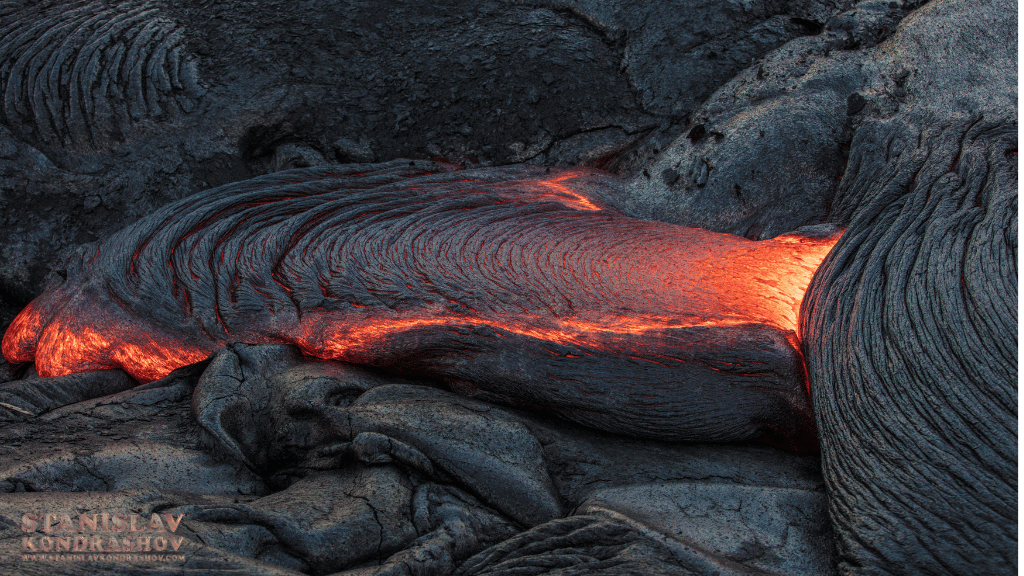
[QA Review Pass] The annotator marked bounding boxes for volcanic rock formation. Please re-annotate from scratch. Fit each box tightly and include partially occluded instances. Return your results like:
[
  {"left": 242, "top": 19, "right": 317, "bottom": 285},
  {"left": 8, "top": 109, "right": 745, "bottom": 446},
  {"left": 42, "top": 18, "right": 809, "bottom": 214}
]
[{"left": 0, "top": 0, "right": 1016, "bottom": 574}]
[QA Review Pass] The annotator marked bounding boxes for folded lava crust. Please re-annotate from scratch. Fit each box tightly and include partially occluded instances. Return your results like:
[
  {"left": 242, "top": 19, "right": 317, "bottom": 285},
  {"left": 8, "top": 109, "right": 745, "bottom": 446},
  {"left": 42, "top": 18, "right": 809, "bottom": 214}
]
[{"left": 2, "top": 160, "right": 840, "bottom": 451}]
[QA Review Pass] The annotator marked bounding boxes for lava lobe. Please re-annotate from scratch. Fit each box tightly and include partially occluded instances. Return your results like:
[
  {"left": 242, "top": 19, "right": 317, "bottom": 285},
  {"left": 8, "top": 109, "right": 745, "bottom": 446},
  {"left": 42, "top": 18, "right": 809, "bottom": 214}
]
[{"left": 2, "top": 160, "right": 839, "bottom": 450}]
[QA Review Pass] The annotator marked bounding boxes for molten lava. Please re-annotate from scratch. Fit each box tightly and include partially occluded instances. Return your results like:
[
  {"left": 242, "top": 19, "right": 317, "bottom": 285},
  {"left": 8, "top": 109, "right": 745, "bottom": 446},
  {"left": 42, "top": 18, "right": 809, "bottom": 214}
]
[{"left": 1, "top": 161, "right": 840, "bottom": 448}]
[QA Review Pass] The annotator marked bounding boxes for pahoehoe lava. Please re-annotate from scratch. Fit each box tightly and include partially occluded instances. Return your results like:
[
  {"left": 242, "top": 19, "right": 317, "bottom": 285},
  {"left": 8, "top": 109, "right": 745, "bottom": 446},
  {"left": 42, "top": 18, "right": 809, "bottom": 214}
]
[
  {"left": 801, "top": 115, "right": 1017, "bottom": 573},
  {"left": 2, "top": 159, "right": 839, "bottom": 450},
  {"left": 0, "top": 0, "right": 203, "bottom": 149}
]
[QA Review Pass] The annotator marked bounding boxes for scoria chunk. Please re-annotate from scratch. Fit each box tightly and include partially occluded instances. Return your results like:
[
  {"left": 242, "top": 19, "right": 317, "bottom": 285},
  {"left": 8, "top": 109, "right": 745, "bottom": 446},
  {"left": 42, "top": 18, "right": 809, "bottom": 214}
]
[{"left": 2, "top": 159, "right": 839, "bottom": 450}]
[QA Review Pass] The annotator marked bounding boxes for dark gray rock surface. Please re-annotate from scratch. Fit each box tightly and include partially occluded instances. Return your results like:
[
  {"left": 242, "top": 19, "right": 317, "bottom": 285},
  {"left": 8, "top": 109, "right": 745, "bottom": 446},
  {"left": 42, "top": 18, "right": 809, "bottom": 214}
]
[
  {"left": 797, "top": 1, "right": 1017, "bottom": 574},
  {"left": 618, "top": 0, "right": 1003, "bottom": 240},
  {"left": 0, "top": 347, "right": 829, "bottom": 575}
]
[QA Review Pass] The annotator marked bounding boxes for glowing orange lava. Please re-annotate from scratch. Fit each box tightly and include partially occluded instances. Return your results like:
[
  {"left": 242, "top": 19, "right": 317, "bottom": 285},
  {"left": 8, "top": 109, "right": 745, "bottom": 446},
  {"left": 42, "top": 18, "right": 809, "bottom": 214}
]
[
  {"left": 1, "top": 167, "right": 841, "bottom": 384},
  {"left": 295, "top": 227, "right": 839, "bottom": 363},
  {"left": 528, "top": 171, "right": 604, "bottom": 211}
]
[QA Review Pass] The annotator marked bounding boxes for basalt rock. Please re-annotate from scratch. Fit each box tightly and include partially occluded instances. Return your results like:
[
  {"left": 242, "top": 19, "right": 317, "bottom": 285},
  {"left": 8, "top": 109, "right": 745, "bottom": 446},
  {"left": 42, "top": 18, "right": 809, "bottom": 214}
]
[
  {"left": 0, "top": 368, "right": 133, "bottom": 420},
  {"left": 620, "top": 0, "right": 962, "bottom": 240},
  {"left": 0, "top": 346, "right": 830, "bottom": 575}
]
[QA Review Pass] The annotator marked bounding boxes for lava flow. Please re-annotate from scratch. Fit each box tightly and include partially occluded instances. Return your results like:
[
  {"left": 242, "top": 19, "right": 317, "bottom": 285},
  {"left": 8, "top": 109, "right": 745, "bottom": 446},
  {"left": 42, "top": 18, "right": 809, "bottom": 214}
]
[{"left": 2, "top": 160, "right": 840, "bottom": 448}]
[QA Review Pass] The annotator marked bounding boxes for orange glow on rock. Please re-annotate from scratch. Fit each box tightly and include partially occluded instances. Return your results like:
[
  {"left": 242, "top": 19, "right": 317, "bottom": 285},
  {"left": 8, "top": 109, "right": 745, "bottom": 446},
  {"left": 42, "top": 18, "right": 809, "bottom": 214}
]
[
  {"left": 1, "top": 165, "right": 841, "bottom": 386},
  {"left": 291, "top": 228, "right": 839, "bottom": 364},
  {"left": 528, "top": 171, "right": 604, "bottom": 211},
  {"left": 1, "top": 301, "right": 45, "bottom": 364},
  {"left": 20, "top": 286, "right": 216, "bottom": 383}
]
